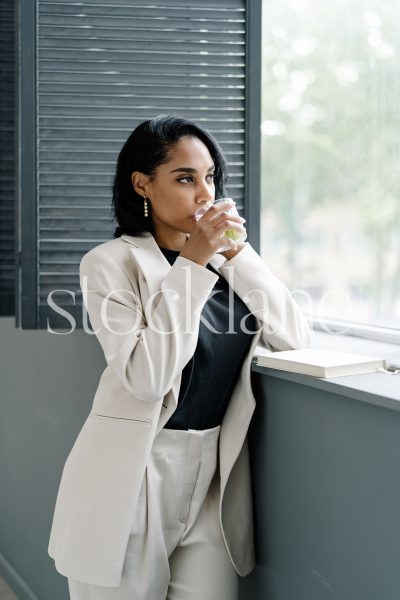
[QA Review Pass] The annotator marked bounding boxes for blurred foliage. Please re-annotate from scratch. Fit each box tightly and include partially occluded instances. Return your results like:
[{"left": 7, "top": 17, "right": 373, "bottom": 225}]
[{"left": 261, "top": 0, "right": 400, "bottom": 325}]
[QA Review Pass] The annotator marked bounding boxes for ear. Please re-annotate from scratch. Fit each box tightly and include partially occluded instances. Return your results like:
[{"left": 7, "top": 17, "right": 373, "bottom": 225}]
[{"left": 131, "top": 171, "right": 151, "bottom": 197}]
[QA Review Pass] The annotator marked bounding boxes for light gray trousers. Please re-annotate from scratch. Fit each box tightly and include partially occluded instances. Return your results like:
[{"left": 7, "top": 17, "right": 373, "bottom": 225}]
[{"left": 68, "top": 425, "right": 238, "bottom": 600}]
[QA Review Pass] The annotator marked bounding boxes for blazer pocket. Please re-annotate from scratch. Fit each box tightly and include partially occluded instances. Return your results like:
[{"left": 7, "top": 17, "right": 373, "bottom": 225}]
[{"left": 90, "top": 412, "right": 152, "bottom": 425}]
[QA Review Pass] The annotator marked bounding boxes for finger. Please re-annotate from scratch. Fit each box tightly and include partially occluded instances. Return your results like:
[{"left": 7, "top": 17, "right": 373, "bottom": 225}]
[
  {"left": 216, "top": 213, "right": 246, "bottom": 225},
  {"left": 200, "top": 200, "right": 236, "bottom": 223},
  {"left": 214, "top": 219, "right": 246, "bottom": 234},
  {"left": 206, "top": 211, "right": 241, "bottom": 230}
]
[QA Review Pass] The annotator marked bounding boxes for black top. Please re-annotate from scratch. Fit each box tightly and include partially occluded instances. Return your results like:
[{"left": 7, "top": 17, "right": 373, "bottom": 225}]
[{"left": 159, "top": 246, "right": 258, "bottom": 430}]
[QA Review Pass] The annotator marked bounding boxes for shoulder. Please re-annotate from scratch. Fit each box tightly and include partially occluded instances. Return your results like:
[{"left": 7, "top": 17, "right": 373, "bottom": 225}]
[
  {"left": 80, "top": 237, "right": 130, "bottom": 265},
  {"left": 79, "top": 237, "right": 140, "bottom": 285}
]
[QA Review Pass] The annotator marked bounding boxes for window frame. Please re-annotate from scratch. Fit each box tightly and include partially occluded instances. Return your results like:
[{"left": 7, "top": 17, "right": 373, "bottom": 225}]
[
  {"left": 16, "top": 0, "right": 37, "bottom": 328},
  {"left": 310, "top": 317, "right": 400, "bottom": 346}
]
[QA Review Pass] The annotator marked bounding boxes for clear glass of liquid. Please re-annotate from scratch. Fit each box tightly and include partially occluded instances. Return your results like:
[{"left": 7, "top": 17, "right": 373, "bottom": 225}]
[{"left": 194, "top": 198, "right": 247, "bottom": 252}]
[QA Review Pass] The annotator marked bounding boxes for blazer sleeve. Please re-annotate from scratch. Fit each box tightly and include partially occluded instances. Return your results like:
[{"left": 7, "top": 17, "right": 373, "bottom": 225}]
[
  {"left": 218, "top": 242, "right": 311, "bottom": 351},
  {"left": 79, "top": 248, "right": 219, "bottom": 403}
]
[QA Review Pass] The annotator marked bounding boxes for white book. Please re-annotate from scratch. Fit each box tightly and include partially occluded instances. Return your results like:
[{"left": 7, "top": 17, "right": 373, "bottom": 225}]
[{"left": 255, "top": 347, "right": 387, "bottom": 378}]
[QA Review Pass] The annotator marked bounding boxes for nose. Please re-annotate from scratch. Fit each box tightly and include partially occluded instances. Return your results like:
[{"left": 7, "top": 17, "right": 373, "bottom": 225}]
[{"left": 195, "top": 179, "right": 214, "bottom": 205}]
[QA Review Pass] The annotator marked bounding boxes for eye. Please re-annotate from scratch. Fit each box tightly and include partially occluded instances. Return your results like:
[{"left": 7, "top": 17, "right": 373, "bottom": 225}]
[{"left": 177, "top": 173, "right": 215, "bottom": 184}]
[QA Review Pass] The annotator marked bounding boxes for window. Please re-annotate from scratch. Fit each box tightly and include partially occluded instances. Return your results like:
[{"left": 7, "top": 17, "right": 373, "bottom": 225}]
[{"left": 261, "top": 0, "right": 400, "bottom": 341}]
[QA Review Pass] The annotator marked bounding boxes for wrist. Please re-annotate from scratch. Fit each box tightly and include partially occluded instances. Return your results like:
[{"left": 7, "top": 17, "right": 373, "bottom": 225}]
[
  {"left": 220, "top": 242, "right": 246, "bottom": 261},
  {"left": 179, "top": 250, "right": 207, "bottom": 267}
]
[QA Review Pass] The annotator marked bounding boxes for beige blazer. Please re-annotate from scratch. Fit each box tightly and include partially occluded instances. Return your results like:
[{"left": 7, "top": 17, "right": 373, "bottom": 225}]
[{"left": 48, "top": 232, "right": 310, "bottom": 587}]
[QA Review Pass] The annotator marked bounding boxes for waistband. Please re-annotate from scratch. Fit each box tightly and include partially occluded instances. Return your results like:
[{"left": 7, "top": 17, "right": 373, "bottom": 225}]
[{"left": 153, "top": 424, "right": 220, "bottom": 455}]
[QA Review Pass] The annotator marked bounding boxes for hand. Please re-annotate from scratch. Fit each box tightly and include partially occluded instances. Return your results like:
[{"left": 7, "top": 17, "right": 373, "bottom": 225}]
[{"left": 180, "top": 200, "right": 247, "bottom": 267}]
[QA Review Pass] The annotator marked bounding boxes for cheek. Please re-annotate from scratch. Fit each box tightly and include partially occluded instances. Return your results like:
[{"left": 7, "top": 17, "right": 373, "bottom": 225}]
[
  {"left": 154, "top": 181, "right": 187, "bottom": 200},
  {"left": 165, "top": 185, "right": 193, "bottom": 210}
]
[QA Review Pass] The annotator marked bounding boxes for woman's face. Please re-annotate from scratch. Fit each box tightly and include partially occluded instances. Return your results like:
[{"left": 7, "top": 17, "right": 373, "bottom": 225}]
[{"left": 132, "top": 135, "right": 216, "bottom": 246}]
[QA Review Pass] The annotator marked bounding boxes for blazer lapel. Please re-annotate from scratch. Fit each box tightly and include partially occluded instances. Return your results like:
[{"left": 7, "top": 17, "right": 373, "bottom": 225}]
[
  {"left": 121, "top": 233, "right": 171, "bottom": 299},
  {"left": 120, "top": 233, "right": 229, "bottom": 429}
]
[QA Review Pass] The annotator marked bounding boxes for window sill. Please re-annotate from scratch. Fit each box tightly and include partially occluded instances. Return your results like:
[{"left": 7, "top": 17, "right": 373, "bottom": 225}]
[
  {"left": 309, "top": 328, "right": 400, "bottom": 368},
  {"left": 251, "top": 330, "right": 400, "bottom": 413}
]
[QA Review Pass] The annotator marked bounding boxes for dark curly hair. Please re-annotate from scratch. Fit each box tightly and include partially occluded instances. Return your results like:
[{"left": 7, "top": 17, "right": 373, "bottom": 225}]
[{"left": 111, "top": 114, "right": 228, "bottom": 238}]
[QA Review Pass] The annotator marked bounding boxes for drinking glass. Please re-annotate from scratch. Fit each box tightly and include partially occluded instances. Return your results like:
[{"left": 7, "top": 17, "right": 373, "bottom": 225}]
[{"left": 194, "top": 198, "right": 247, "bottom": 252}]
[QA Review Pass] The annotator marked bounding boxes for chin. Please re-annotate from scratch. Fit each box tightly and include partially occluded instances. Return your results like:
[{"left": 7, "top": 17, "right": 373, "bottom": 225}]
[{"left": 185, "top": 220, "right": 196, "bottom": 233}]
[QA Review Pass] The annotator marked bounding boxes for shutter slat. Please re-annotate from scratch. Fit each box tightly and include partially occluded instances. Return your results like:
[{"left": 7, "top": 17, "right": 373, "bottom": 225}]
[
  {"left": 38, "top": 26, "right": 244, "bottom": 44},
  {"left": 39, "top": 72, "right": 244, "bottom": 87},
  {"left": 39, "top": 99, "right": 244, "bottom": 111},
  {"left": 39, "top": 15, "right": 245, "bottom": 33},
  {"left": 39, "top": 39, "right": 245, "bottom": 55},
  {"left": 39, "top": 140, "right": 244, "bottom": 152},
  {"left": 38, "top": 49, "right": 245, "bottom": 65},
  {"left": 38, "top": 83, "right": 245, "bottom": 96},
  {"left": 39, "top": 60, "right": 244, "bottom": 76},
  {"left": 38, "top": 1, "right": 244, "bottom": 15},
  {"left": 39, "top": 113, "right": 245, "bottom": 124}
]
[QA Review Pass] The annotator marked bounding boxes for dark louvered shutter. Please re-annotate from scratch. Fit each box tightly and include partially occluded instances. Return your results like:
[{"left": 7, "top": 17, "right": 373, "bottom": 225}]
[
  {"left": 16, "top": 0, "right": 261, "bottom": 329},
  {"left": 0, "top": 0, "right": 15, "bottom": 316}
]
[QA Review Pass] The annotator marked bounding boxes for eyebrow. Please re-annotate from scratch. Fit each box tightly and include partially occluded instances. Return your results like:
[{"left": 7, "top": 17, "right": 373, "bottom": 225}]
[{"left": 169, "top": 165, "right": 215, "bottom": 174}]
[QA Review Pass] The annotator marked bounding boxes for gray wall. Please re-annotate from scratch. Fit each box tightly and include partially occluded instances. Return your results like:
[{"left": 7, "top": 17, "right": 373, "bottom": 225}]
[
  {"left": 2, "top": 315, "right": 400, "bottom": 599},
  {"left": 239, "top": 371, "right": 400, "bottom": 600},
  {"left": 0, "top": 317, "right": 103, "bottom": 600}
]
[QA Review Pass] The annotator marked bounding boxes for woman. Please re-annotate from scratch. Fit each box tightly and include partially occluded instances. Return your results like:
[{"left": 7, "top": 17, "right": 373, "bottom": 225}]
[{"left": 48, "top": 115, "right": 310, "bottom": 599}]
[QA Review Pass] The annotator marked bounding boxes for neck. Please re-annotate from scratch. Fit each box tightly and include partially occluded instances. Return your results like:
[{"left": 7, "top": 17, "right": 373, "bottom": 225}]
[{"left": 155, "top": 230, "right": 189, "bottom": 251}]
